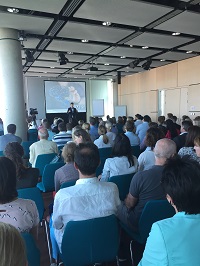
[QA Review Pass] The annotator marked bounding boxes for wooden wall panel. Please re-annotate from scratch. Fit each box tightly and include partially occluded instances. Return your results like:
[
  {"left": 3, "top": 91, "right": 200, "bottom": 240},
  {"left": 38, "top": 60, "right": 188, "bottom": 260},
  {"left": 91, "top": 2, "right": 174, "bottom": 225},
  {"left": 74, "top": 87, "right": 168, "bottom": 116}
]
[
  {"left": 156, "top": 62, "right": 178, "bottom": 89},
  {"left": 139, "top": 69, "right": 156, "bottom": 92}
]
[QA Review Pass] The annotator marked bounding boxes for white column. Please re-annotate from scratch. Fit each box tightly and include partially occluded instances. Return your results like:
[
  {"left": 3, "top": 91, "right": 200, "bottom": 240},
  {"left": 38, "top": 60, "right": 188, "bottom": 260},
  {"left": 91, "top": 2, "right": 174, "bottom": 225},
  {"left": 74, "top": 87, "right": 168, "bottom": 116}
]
[{"left": 0, "top": 28, "right": 27, "bottom": 140}]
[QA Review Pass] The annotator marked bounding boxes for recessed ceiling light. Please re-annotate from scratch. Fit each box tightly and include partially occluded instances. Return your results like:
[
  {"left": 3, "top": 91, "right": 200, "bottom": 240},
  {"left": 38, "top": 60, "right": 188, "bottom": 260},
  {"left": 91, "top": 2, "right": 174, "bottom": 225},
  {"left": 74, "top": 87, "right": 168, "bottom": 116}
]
[
  {"left": 102, "top": 21, "right": 111, "bottom": 26},
  {"left": 186, "top": 50, "right": 193, "bottom": 54},
  {"left": 50, "top": 67, "right": 55, "bottom": 69},
  {"left": 142, "top": 46, "right": 149, "bottom": 49},
  {"left": 104, "top": 63, "right": 110, "bottom": 66},
  {"left": 81, "top": 39, "right": 88, "bottom": 43},
  {"left": 7, "top": 7, "right": 19, "bottom": 13},
  {"left": 120, "top": 56, "right": 126, "bottom": 59},
  {"left": 130, "top": 45, "right": 133, "bottom": 48},
  {"left": 67, "top": 51, "right": 73, "bottom": 54},
  {"left": 172, "top": 32, "right": 180, "bottom": 36},
  {"left": 74, "top": 77, "right": 77, "bottom": 78},
  {"left": 160, "top": 59, "right": 166, "bottom": 62},
  {"left": 44, "top": 72, "right": 47, "bottom": 73}
]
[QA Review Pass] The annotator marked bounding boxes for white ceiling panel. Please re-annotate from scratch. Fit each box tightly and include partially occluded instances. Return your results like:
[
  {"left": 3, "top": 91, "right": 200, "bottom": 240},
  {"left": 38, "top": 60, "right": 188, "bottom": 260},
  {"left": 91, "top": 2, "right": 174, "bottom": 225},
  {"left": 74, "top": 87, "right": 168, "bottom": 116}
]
[
  {"left": 38, "top": 52, "right": 91, "bottom": 63},
  {"left": 155, "top": 11, "right": 200, "bottom": 36},
  {"left": 32, "top": 60, "right": 77, "bottom": 69},
  {"left": 74, "top": 0, "right": 173, "bottom": 27},
  {"left": 0, "top": 0, "right": 67, "bottom": 13},
  {"left": 153, "top": 51, "right": 196, "bottom": 61},
  {"left": 96, "top": 57, "right": 131, "bottom": 65},
  {"left": 0, "top": 13, "right": 53, "bottom": 35},
  {"left": 105, "top": 47, "right": 161, "bottom": 58},
  {"left": 48, "top": 40, "right": 109, "bottom": 54},
  {"left": 58, "top": 22, "right": 133, "bottom": 43},
  {"left": 29, "top": 67, "right": 67, "bottom": 74},
  {"left": 24, "top": 72, "right": 59, "bottom": 77},
  {"left": 22, "top": 38, "right": 41, "bottom": 49},
  {"left": 179, "top": 41, "right": 200, "bottom": 53},
  {"left": 126, "top": 32, "right": 193, "bottom": 49}
]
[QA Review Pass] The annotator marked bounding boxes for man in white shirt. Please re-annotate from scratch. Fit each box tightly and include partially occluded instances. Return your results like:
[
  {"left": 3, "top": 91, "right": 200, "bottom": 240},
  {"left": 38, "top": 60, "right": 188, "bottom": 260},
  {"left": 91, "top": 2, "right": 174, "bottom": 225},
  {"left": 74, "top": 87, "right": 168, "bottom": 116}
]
[
  {"left": 29, "top": 128, "right": 58, "bottom": 167},
  {"left": 51, "top": 142, "right": 121, "bottom": 256}
]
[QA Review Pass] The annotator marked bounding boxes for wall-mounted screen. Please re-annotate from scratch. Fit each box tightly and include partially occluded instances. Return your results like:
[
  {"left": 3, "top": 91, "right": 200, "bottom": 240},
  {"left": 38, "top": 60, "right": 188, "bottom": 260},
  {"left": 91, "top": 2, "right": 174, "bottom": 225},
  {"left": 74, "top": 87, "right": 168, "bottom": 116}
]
[{"left": 44, "top": 81, "right": 86, "bottom": 113}]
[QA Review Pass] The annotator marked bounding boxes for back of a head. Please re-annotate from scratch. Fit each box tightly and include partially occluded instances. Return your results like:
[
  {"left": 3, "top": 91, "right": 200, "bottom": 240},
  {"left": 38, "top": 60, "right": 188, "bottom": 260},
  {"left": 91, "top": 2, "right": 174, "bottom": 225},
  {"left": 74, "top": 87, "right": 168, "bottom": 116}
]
[
  {"left": 112, "top": 134, "right": 132, "bottom": 158},
  {"left": 125, "top": 121, "right": 134, "bottom": 132},
  {"left": 0, "top": 222, "right": 27, "bottom": 266},
  {"left": 0, "top": 157, "right": 17, "bottom": 204},
  {"left": 162, "top": 156, "right": 200, "bottom": 214},
  {"left": 105, "top": 121, "right": 112, "bottom": 131},
  {"left": 185, "top": 126, "right": 200, "bottom": 147},
  {"left": 73, "top": 128, "right": 92, "bottom": 143},
  {"left": 117, "top": 116, "right": 123, "bottom": 124},
  {"left": 111, "top": 117, "right": 116, "bottom": 124},
  {"left": 62, "top": 142, "right": 77, "bottom": 163},
  {"left": 89, "top": 117, "right": 96, "bottom": 126},
  {"left": 42, "top": 121, "right": 50, "bottom": 129},
  {"left": 58, "top": 122, "right": 66, "bottom": 132},
  {"left": 143, "top": 115, "right": 151, "bottom": 123},
  {"left": 135, "top": 114, "right": 142, "bottom": 120},
  {"left": 74, "top": 143, "right": 100, "bottom": 175},
  {"left": 98, "top": 125, "right": 108, "bottom": 144},
  {"left": 127, "top": 116, "right": 134, "bottom": 122},
  {"left": 158, "top": 116, "right": 165, "bottom": 124},
  {"left": 182, "top": 120, "right": 193, "bottom": 132},
  {"left": 193, "top": 116, "right": 200, "bottom": 127},
  {"left": 167, "top": 113, "right": 173, "bottom": 119},
  {"left": 149, "top": 122, "right": 158, "bottom": 128},
  {"left": 172, "top": 115, "right": 177, "bottom": 123},
  {"left": 7, "top": 124, "right": 16, "bottom": 134},
  {"left": 56, "top": 118, "right": 64, "bottom": 127},
  {"left": 38, "top": 128, "right": 48, "bottom": 139},
  {"left": 82, "top": 123, "right": 90, "bottom": 132},
  {"left": 145, "top": 128, "right": 165, "bottom": 149},
  {"left": 154, "top": 138, "right": 176, "bottom": 160},
  {"left": 66, "top": 123, "right": 73, "bottom": 131}
]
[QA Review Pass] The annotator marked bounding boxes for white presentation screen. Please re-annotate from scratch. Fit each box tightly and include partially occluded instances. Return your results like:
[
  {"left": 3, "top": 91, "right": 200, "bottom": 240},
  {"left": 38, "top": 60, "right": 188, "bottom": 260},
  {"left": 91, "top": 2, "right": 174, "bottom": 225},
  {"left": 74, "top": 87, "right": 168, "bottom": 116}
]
[{"left": 45, "top": 81, "right": 86, "bottom": 113}]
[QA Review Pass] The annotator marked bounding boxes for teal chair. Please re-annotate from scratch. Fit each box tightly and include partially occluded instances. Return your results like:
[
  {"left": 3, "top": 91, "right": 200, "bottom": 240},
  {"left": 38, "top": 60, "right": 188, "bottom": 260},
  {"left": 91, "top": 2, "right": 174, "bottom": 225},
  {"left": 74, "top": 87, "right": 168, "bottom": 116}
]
[
  {"left": 120, "top": 200, "right": 175, "bottom": 264},
  {"left": 21, "top": 233, "right": 40, "bottom": 266},
  {"left": 0, "top": 150, "right": 4, "bottom": 156},
  {"left": 28, "top": 129, "right": 38, "bottom": 142},
  {"left": 61, "top": 215, "right": 120, "bottom": 266},
  {"left": 21, "top": 141, "right": 35, "bottom": 159},
  {"left": 60, "top": 180, "right": 77, "bottom": 189},
  {"left": 96, "top": 147, "right": 112, "bottom": 177},
  {"left": 131, "top": 145, "right": 141, "bottom": 158},
  {"left": 37, "top": 162, "right": 64, "bottom": 192},
  {"left": 35, "top": 153, "right": 57, "bottom": 176},
  {"left": 108, "top": 173, "right": 134, "bottom": 201}
]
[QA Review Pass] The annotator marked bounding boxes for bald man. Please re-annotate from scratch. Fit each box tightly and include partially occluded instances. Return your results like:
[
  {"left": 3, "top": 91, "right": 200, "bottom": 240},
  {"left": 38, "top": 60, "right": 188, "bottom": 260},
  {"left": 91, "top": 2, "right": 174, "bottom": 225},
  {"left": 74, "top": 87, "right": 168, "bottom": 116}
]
[
  {"left": 118, "top": 138, "right": 176, "bottom": 231},
  {"left": 29, "top": 128, "right": 58, "bottom": 167}
]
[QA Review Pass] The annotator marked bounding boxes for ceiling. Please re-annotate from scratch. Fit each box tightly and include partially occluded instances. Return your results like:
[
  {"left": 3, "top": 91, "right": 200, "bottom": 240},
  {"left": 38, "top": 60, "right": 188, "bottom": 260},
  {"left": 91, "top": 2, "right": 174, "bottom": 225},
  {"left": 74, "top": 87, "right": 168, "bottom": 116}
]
[{"left": 0, "top": 0, "right": 200, "bottom": 80}]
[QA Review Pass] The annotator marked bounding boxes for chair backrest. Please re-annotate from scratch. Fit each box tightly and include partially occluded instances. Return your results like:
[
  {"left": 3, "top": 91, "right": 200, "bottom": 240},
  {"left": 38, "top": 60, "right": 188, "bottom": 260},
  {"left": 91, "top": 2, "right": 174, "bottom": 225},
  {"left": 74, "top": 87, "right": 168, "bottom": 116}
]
[
  {"left": 38, "top": 162, "right": 64, "bottom": 192},
  {"left": 139, "top": 200, "right": 175, "bottom": 243},
  {"left": 131, "top": 145, "right": 141, "bottom": 158},
  {"left": 0, "top": 150, "right": 4, "bottom": 156},
  {"left": 28, "top": 129, "right": 38, "bottom": 142},
  {"left": 17, "top": 187, "right": 45, "bottom": 222},
  {"left": 60, "top": 180, "right": 77, "bottom": 189},
  {"left": 35, "top": 153, "right": 57, "bottom": 176},
  {"left": 61, "top": 215, "right": 119, "bottom": 266},
  {"left": 96, "top": 147, "right": 112, "bottom": 176},
  {"left": 21, "top": 141, "right": 35, "bottom": 159},
  {"left": 108, "top": 173, "right": 134, "bottom": 201},
  {"left": 21, "top": 232, "right": 40, "bottom": 266}
]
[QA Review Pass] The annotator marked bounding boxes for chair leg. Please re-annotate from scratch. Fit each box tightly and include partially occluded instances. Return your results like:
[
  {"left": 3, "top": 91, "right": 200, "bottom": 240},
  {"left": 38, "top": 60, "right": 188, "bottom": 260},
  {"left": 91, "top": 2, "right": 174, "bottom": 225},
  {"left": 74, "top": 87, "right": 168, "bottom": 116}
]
[
  {"left": 130, "top": 240, "right": 135, "bottom": 266},
  {"left": 116, "top": 256, "right": 120, "bottom": 266},
  {"left": 43, "top": 219, "right": 53, "bottom": 264}
]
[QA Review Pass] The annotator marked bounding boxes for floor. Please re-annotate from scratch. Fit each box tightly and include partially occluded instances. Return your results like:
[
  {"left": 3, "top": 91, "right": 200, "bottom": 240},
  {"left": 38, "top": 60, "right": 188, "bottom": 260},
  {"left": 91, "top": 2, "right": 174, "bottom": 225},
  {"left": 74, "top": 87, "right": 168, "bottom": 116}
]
[{"left": 36, "top": 193, "right": 144, "bottom": 266}]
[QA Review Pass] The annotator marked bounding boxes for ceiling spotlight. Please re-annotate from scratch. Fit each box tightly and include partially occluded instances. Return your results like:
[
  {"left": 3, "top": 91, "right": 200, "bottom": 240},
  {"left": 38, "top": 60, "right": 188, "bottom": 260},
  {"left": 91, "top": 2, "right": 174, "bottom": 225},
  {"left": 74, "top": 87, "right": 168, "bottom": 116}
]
[
  {"left": 130, "top": 45, "right": 133, "bottom": 48},
  {"left": 142, "top": 46, "right": 149, "bottom": 49},
  {"left": 102, "top": 21, "right": 111, "bottom": 26},
  {"left": 7, "top": 7, "right": 19, "bottom": 13},
  {"left": 120, "top": 56, "right": 126, "bottom": 59},
  {"left": 142, "top": 59, "right": 152, "bottom": 70},
  {"left": 160, "top": 59, "right": 166, "bottom": 62},
  {"left": 67, "top": 51, "right": 73, "bottom": 54},
  {"left": 186, "top": 50, "right": 193, "bottom": 54},
  {"left": 89, "top": 66, "right": 98, "bottom": 71},
  {"left": 58, "top": 52, "right": 68, "bottom": 65},
  {"left": 172, "top": 32, "right": 180, "bottom": 36},
  {"left": 104, "top": 63, "right": 110, "bottom": 66},
  {"left": 18, "top": 30, "right": 26, "bottom": 41},
  {"left": 129, "top": 58, "right": 140, "bottom": 69},
  {"left": 25, "top": 49, "right": 34, "bottom": 63},
  {"left": 50, "top": 66, "right": 55, "bottom": 69},
  {"left": 81, "top": 39, "right": 88, "bottom": 43}
]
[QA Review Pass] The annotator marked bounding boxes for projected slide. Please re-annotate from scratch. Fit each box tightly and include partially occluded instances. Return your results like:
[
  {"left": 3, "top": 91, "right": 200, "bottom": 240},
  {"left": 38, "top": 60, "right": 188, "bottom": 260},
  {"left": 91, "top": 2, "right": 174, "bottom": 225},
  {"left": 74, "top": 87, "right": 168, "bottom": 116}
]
[{"left": 45, "top": 81, "right": 86, "bottom": 113}]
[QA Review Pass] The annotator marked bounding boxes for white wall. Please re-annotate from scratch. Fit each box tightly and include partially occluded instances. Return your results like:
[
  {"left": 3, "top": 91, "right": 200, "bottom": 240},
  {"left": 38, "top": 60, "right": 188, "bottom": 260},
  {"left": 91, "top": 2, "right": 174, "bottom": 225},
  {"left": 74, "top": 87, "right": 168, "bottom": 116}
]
[{"left": 24, "top": 77, "right": 113, "bottom": 122}]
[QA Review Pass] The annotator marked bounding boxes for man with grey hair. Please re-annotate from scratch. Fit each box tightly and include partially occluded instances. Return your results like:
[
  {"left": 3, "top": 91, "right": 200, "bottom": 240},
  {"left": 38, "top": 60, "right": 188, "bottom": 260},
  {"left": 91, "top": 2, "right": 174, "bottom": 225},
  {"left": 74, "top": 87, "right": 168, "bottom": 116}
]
[
  {"left": 105, "top": 121, "right": 116, "bottom": 146},
  {"left": 118, "top": 138, "right": 176, "bottom": 231},
  {"left": 29, "top": 128, "right": 58, "bottom": 167}
]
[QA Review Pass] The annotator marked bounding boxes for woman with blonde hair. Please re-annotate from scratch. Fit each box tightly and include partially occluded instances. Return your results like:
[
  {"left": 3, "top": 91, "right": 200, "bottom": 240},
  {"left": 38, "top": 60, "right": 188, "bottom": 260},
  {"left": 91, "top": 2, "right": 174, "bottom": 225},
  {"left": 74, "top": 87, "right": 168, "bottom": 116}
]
[
  {"left": 0, "top": 222, "right": 27, "bottom": 266},
  {"left": 82, "top": 122, "right": 90, "bottom": 133},
  {"left": 94, "top": 125, "right": 112, "bottom": 148}
]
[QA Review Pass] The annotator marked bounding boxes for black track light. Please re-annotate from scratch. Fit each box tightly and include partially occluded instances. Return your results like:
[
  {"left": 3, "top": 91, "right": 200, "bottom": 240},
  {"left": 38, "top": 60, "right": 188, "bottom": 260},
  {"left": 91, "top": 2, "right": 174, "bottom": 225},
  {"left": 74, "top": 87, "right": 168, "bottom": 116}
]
[
  {"left": 58, "top": 53, "right": 68, "bottom": 65},
  {"left": 25, "top": 49, "right": 34, "bottom": 63},
  {"left": 129, "top": 59, "right": 140, "bottom": 69},
  {"left": 142, "top": 59, "right": 152, "bottom": 70}
]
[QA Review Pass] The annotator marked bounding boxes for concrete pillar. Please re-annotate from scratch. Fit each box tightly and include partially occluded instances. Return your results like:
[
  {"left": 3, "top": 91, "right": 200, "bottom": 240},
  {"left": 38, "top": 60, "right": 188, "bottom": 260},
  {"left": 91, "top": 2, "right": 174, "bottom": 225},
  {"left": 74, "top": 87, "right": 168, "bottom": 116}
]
[{"left": 0, "top": 28, "right": 27, "bottom": 140}]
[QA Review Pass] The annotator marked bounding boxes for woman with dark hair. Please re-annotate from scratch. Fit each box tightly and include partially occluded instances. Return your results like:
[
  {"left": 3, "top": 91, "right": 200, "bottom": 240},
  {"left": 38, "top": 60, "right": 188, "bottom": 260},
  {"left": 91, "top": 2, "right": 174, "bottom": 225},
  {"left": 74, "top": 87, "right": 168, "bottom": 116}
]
[
  {"left": 165, "top": 119, "right": 179, "bottom": 139},
  {"left": 0, "top": 157, "right": 39, "bottom": 235},
  {"left": 116, "top": 116, "right": 124, "bottom": 134},
  {"left": 138, "top": 128, "right": 164, "bottom": 171},
  {"left": 178, "top": 125, "right": 200, "bottom": 163},
  {"left": 72, "top": 128, "right": 92, "bottom": 145},
  {"left": 139, "top": 156, "right": 200, "bottom": 265},
  {"left": 4, "top": 142, "right": 39, "bottom": 189},
  {"left": 94, "top": 125, "right": 112, "bottom": 148},
  {"left": 100, "top": 134, "right": 138, "bottom": 181}
]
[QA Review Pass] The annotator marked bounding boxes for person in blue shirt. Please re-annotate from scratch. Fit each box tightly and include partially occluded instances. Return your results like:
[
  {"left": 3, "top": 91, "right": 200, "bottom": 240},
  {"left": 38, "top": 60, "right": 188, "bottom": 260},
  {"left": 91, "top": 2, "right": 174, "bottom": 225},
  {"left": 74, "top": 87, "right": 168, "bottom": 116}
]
[
  {"left": 136, "top": 115, "right": 151, "bottom": 147},
  {"left": 89, "top": 117, "right": 99, "bottom": 142},
  {"left": 139, "top": 156, "right": 200, "bottom": 266}
]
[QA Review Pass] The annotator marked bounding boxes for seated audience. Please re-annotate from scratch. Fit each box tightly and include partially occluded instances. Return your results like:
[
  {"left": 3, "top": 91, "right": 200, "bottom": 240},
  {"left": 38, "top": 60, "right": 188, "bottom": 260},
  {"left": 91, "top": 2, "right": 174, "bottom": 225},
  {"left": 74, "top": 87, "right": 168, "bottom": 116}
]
[
  {"left": 172, "top": 115, "right": 181, "bottom": 131},
  {"left": 136, "top": 115, "right": 151, "bottom": 146},
  {"left": 178, "top": 126, "right": 200, "bottom": 163},
  {"left": 100, "top": 134, "right": 138, "bottom": 182},
  {"left": 42, "top": 121, "right": 55, "bottom": 140},
  {"left": 167, "top": 113, "right": 173, "bottom": 120},
  {"left": 134, "top": 114, "right": 143, "bottom": 128},
  {"left": 51, "top": 143, "right": 121, "bottom": 257},
  {"left": 0, "top": 118, "right": 4, "bottom": 136},
  {"left": 52, "top": 118, "right": 64, "bottom": 134},
  {"left": 29, "top": 128, "right": 58, "bottom": 167},
  {"left": 124, "top": 121, "right": 140, "bottom": 146},
  {"left": 139, "top": 156, "right": 200, "bottom": 265},
  {"left": 116, "top": 116, "right": 124, "bottom": 134},
  {"left": 54, "top": 142, "right": 79, "bottom": 192},
  {"left": 0, "top": 222, "right": 27, "bottom": 266},
  {"left": 73, "top": 128, "right": 92, "bottom": 145},
  {"left": 89, "top": 117, "right": 99, "bottom": 142},
  {"left": 138, "top": 128, "right": 164, "bottom": 171},
  {"left": 110, "top": 117, "right": 118, "bottom": 134},
  {"left": 94, "top": 125, "right": 112, "bottom": 149},
  {"left": 4, "top": 142, "right": 39, "bottom": 189},
  {"left": 165, "top": 119, "right": 179, "bottom": 139},
  {"left": 173, "top": 120, "right": 193, "bottom": 152},
  {"left": 52, "top": 122, "right": 72, "bottom": 148},
  {"left": 0, "top": 124, "right": 22, "bottom": 151},
  {"left": 105, "top": 121, "right": 116, "bottom": 146},
  {"left": 157, "top": 115, "right": 167, "bottom": 135},
  {"left": 82, "top": 122, "right": 90, "bottom": 133},
  {"left": 193, "top": 116, "right": 200, "bottom": 127},
  {"left": 0, "top": 157, "right": 39, "bottom": 235},
  {"left": 118, "top": 139, "right": 176, "bottom": 231}
]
